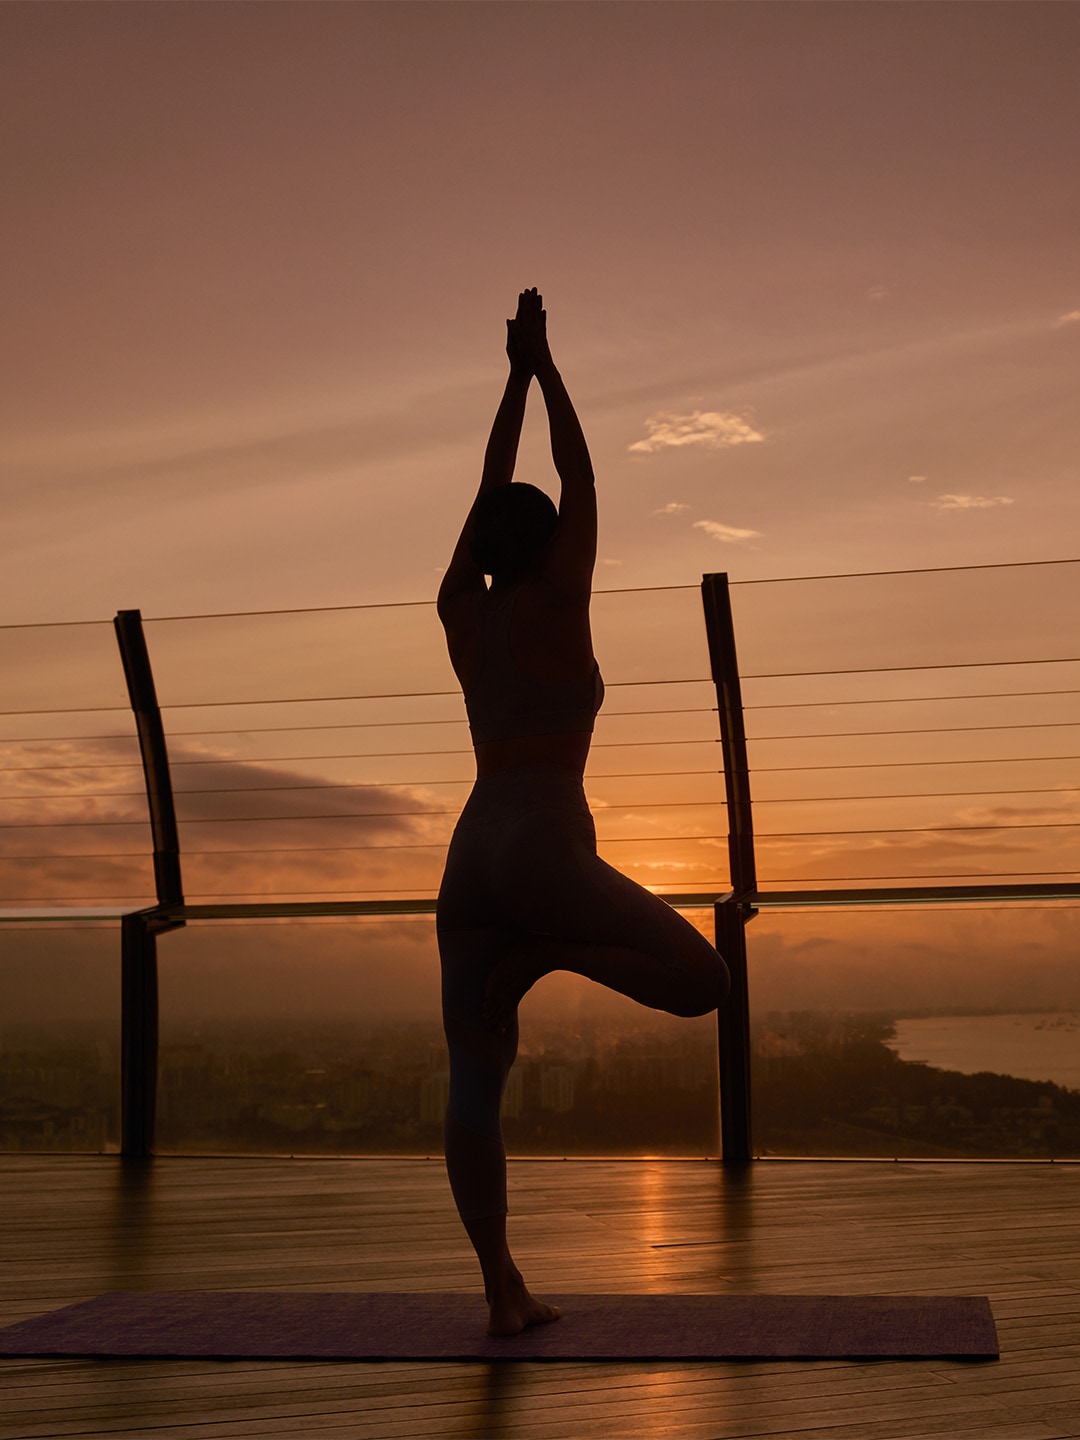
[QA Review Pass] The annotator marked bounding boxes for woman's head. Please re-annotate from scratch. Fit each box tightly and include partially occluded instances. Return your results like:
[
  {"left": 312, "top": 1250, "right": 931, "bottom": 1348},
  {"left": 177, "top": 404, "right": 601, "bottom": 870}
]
[{"left": 469, "top": 483, "right": 559, "bottom": 583}]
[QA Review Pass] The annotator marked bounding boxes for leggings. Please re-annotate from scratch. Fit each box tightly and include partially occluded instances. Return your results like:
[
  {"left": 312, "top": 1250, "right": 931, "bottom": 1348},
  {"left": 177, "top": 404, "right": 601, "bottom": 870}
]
[{"left": 436, "top": 764, "right": 729, "bottom": 1219}]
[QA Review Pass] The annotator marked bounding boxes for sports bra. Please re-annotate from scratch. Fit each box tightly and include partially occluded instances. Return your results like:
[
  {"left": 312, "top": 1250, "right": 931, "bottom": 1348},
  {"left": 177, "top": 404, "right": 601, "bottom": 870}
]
[{"left": 464, "top": 589, "right": 605, "bottom": 745}]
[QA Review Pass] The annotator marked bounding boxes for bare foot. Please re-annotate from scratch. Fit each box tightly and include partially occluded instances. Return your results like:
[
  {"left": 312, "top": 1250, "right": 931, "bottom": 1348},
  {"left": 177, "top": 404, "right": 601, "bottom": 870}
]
[
  {"left": 482, "top": 941, "right": 548, "bottom": 1035},
  {"left": 487, "top": 1278, "right": 561, "bottom": 1337}
]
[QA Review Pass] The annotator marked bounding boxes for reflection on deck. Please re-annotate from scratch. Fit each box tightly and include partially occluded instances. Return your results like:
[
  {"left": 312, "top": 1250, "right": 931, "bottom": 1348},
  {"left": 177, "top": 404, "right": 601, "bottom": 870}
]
[{"left": 2, "top": 1156, "right": 1080, "bottom": 1437}]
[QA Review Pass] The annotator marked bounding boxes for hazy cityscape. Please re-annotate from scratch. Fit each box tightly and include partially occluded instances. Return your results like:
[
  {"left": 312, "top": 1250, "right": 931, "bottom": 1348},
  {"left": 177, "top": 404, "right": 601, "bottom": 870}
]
[{"left": 3, "top": 1009, "right": 1078, "bottom": 1160}]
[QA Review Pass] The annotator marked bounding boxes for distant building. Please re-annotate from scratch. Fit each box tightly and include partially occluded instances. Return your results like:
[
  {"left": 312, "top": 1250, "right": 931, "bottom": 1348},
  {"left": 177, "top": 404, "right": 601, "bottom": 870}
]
[
  {"left": 420, "top": 1072, "right": 449, "bottom": 1125},
  {"left": 540, "top": 1065, "right": 576, "bottom": 1113},
  {"left": 502, "top": 1068, "right": 523, "bottom": 1120}
]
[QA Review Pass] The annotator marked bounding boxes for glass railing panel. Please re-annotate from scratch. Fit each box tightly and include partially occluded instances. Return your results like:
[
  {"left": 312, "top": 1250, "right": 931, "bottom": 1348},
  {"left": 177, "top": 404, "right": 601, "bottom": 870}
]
[
  {"left": 0, "top": 919, "right": 120, "bottom": 1152},
  {"left": 155, "top": 911, "right": 719, "bottom": 1157},
  {"left": 728, "top": 562, "right": 1080, "bottom": 890},
  {"left": 730, "top": 560, "right": 1080, "bottom": 678},
  {"left": 0, "top": 621, "right": 152, "bottom": 908},
  {"left": 142, "top": 589, "right": 727, "bottom": 902},
  {"left": 748, "top": 900, "right": 1080, "bottom": 1158},
  {"left": 142, "top": 605, "right": 479, "bottom": 904}
]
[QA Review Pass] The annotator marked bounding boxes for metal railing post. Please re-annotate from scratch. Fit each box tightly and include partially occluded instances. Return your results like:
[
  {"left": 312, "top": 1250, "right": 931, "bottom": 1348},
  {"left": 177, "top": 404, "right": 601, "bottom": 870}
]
[
  {"left": 700, "top": 574, "right": 757, "bottom": 899},
  {"left": 114, "top": 609, "right": 184, "bottom": 1156},
  {"left": 715, "top": 894, "right": 753, "bottom": 1161},
  {"left": 120, "top": 910, "right": 159, "bottom": 1157},
  {"left": 702, "top": 574, "right": 757, "bottom": 1162},
  {"left": 113, "top": 610, "right": 184, "bottom": 909}
]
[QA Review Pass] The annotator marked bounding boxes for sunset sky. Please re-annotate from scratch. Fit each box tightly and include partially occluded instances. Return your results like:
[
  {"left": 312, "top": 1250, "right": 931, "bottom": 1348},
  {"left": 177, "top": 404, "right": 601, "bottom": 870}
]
[
  {"left": 3, "top": 1, "right": 1079, "bottom": 624},
  {"left": 4, "top": 3, "right": 1080, "bottom": 1030}
]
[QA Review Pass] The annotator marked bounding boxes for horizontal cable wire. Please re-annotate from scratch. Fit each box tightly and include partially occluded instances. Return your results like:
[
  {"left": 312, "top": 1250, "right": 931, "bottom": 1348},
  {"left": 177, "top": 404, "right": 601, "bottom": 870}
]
[
  {"left": 7, "top": 811, "right": 1077, "bottom": 837},
  {"left": 754, "top": 753, "right": 1080, "bottom": 772},
  {"left": 5, "top": 874, "right": 1075, "bottom": 890},
  {"left": 0, "top": 791, "right": 149, "bottom": 801},
  {"left": 145, "top": 678, "right": 710, "bottom": 712},
  {"left": 0, "top": 706, "right": 715, "bottom": 746},
  {"left": 3, "top": 783, "right": 1074, "bottom": 807},
  {"left": 141, "top": 583, "right": 696, "bottom": 622},
  {"left": 0, "top": 819, "right": 150, "bottom": 829},
  {"left": 744, "top": 655, "right": 1080, "bottom": 680},
  {"left": 758, "top": 869, "right": 1080, "bottom": 882},
  {"left": 1, "top": 781, "right": 1074, "bottom": 814},
  {"left": 6, "top": 794, "right": 1077, "bottom": 846},
  {"left": 748, "top": 720, "right": 1080, "bottom": 742},
  {"left": 4, "top": 698, "right": 1071, "bottom": 744},
  {"left": 0, "top": 887, "right": 156, "bottom": 898},
  {"left": 0, "top": 618, "right": 109, "bottom": 630},
  {"left": 752, "top": 786, "right": 1079, "bottom": 804},
  {"left": 8, "top": 812, "right": 1079, "bottom": 839},
  {"left": 0, "top": 762, "right": 144, "bottom": 773},
  {"left": 746, "top": 904, "right": 1080, "bottom": 913},
  {"left": 730, "top": 556, "right": 1080, "bottom": 585},
  {"left": 0, "top": 854, "right": 153, "bottom": 862},
  {"left": 3, "top": 775, "right": 1075, "bottom": 812},
  {"left": 0, "top": 828, "right": 729, "bottom": 845},
  {"left": 0, "top": 705, "right": 131, "bottom": 718},
  {"left": 12, "top": 738, "right": 1074, "bottom": 775},
  {"left": 0, "top": 797, "right": 733, "bottom": 844},
  {"left": 0, "top": 768, "right": 726, "bottom": 801},
  {"left": 169, "top": 739, "right": 721, "bottom": 766},
  {"left": 745, "top": 687, "right": 1080, "bottom": 712},
  {"left": 6, "top": 558, "right": 1074, "bottom": 630},
  {"left": 755, "top": 821, "right": 1080, "bottom": 839},
  {"left": 165, "top": 704, "right": 716, "bottom": 733},
  {"left": 6, "top": 899, "right": 1075, "bottom": 913},
  {"left": 0, "top": 844, "right": 709, "bottom": 862},
  {"left": 0, "top": 734, "right": 139, "bottom": 745}
]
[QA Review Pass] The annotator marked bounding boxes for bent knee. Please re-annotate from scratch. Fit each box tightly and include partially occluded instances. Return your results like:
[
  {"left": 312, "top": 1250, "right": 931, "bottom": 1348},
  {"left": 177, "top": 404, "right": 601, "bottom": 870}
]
[{"left": 668, "top": 957, "right": 730, "bottom": 1018}]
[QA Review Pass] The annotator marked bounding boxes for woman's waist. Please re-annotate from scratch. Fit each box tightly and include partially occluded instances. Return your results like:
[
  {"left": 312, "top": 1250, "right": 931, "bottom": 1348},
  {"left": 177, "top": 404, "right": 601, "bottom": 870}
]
[
  {"left": 459, "top": 754, "right": 590, "bottom": 816},
  {"left": 473, "top": 729, "right": 591, "bottom": 780}
]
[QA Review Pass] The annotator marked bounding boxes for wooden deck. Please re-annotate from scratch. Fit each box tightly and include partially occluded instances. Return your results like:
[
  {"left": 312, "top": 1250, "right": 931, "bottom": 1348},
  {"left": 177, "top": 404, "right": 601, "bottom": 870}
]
[{"left": 2, "top": 1156, "right": 1080, "bottom": 1439}]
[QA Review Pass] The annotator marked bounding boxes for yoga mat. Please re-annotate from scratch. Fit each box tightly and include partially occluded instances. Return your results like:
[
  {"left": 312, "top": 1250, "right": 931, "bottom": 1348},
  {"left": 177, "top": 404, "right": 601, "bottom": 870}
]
[{"left": 0, "top": 1291, "right": 998, "bottom": 1360}]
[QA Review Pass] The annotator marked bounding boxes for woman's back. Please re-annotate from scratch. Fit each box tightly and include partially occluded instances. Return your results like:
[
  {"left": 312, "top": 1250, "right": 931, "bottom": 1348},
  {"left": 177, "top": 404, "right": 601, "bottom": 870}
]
[{"left": 442, "top": 576, "right": 602, "bottom": 776}]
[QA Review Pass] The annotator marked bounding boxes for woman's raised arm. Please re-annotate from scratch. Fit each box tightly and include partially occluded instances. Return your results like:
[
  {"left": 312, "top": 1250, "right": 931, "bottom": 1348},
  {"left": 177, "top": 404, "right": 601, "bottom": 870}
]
[
  {"left": 437, "top": 312, "right": 532, "bottom": 613},
  {"left": 517, "top": 289, "right": 597, "bottom": 593}
]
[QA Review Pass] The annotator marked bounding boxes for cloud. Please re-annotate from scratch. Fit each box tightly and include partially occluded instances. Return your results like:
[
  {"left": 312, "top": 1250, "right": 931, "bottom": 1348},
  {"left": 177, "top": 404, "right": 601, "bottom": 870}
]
[
  {"left": 931, "top": 494, "right": 1015, "bottom": 511},
  {"left": 1053, "top": 310, "right": 1080, "bottom": 327},
  {"left": 0, "top": 740, "right": 457, "bottom": 905},
  {"left": 907, "top": 475, "right": 928, "bottom": 484},
  {"left": 652, "top": 501, "right": 692, "bottom": 515},
  {"left": 693, "top": 519, "right": 762, "bottom": 544},
  {"left": 867, "top": 285, "right": 890, "bottom": 300},
  {"left": 629, "top": 410, "right": 764, "bottom": 455}
]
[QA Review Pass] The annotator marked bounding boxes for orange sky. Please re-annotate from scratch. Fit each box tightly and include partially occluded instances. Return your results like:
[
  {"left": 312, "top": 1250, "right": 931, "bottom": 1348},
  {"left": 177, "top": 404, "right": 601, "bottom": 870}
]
[
  {"left": 4, "top": 4, "right": 1080, "bottom": 1024},
  {"left": 3, "top": 1, "right": 1079, "bottom": 623}
]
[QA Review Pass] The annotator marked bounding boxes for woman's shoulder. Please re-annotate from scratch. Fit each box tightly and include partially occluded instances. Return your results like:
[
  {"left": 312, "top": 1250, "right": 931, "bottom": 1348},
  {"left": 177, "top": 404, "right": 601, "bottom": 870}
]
[{"left": 438, "top": 583, "right": 484, "bottom": 635}]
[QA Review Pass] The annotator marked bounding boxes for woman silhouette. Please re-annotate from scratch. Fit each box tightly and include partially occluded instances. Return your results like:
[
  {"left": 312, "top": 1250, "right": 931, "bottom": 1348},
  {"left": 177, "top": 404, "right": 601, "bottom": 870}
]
[{"left": 436, "top": 289, "right": 729, "bottom": 1335}]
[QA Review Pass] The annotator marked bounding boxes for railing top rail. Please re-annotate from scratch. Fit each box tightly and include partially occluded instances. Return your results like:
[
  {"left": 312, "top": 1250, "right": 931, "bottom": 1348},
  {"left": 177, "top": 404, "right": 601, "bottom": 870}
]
[
  {"left": 747, "top": 881, "right": 1080, "bottom": 908},
  {"left": 14, "top": 881, "right": 1074, "bottom": 924},
  {"left": 154, "top": 891, "right": 731, "bottom": 921}
]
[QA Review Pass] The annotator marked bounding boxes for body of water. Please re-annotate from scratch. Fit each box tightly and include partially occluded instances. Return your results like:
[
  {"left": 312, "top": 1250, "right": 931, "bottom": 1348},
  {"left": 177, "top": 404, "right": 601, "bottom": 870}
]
[{"left": 886, "top": 1013, "right": 1080, "bottom": 1093}]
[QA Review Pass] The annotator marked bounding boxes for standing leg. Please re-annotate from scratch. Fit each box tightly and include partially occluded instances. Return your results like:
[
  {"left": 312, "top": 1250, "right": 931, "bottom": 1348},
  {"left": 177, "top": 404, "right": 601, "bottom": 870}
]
[{"left": 438, "top": 923, "right": 560, "bottom": 1336}]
